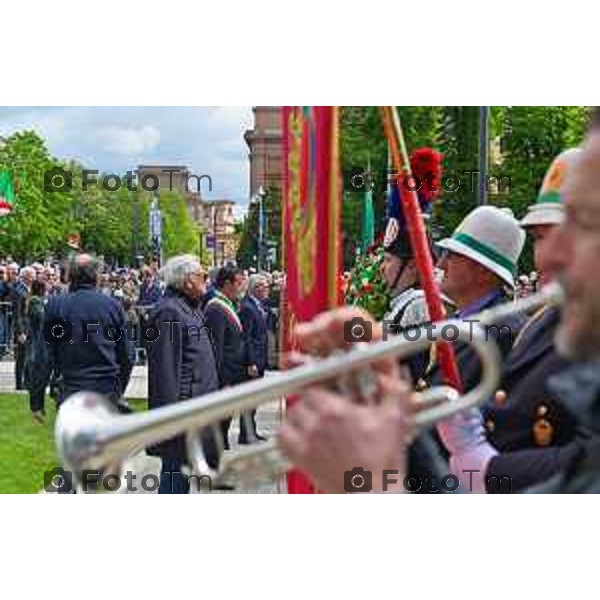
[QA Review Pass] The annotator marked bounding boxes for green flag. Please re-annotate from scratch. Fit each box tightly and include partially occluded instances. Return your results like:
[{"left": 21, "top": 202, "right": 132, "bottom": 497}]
[
  {"left": 361, "top": 186, "right": 375, "bottom": 252},
  {"left": 0, "top": 171, "right": 15, "bottom": 216}
]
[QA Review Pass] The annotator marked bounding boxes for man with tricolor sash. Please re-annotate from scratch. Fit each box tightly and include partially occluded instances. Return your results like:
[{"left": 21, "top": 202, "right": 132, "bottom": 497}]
[{"left": 204, "top": 265, "right": 250, "bottom": 451}]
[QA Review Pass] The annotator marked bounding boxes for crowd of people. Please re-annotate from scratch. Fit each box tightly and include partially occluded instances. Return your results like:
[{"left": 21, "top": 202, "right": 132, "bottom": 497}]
[{"left": 1, "top": 254, "right": 282, "bottom": 449}]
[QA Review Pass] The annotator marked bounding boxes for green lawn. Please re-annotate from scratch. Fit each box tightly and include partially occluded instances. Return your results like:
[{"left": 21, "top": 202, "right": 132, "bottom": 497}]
[{"left": 0, "top": 394, "right": 146, "bottom": 493}]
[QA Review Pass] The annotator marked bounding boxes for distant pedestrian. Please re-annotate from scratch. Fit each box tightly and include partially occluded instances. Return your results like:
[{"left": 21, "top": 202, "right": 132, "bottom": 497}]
[{"left": 24, "top": 280, "right": 53, "bottom": 423}]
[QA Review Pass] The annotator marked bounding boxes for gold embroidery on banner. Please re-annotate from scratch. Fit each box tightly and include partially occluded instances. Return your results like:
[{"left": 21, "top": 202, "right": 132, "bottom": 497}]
[{"left": 287, "top": 109, "right": 317, "bottom": 298}]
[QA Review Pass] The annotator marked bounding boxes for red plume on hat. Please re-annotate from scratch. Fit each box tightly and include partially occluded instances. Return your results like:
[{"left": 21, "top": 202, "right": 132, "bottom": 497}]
[
  {"left": 384, "top": 147, "right": 443, "bottom": 258},
  {"left": 409, "top": 147, "right": 444, "bottom": 207}
]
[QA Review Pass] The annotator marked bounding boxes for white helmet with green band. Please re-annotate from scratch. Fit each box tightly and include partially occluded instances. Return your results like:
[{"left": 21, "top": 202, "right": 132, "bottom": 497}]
[{"left": 437, "top": 206, "right": 526, "bottom": 288}]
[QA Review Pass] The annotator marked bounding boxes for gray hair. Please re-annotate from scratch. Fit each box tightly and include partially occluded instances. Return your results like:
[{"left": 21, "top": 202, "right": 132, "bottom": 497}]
[
  {"left": 247, "top": 273, "right": 267, "bottom": 295},
  {"left": 160, "top": 255, "right": 203, "bottom": 290},
  {"left": 19, "top": 266, "right": 36, "bottom": 279}
]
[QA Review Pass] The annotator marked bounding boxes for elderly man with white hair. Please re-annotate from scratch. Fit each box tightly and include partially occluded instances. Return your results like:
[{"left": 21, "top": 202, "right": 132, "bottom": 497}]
[{"left": 146, "top": 254, "right": 222, "bottom": 493}]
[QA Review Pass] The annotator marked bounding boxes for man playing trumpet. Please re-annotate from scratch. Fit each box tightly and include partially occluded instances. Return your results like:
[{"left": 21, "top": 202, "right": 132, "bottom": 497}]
[{"left": 279, "top": 110, "right": 600, "bottom": 494}]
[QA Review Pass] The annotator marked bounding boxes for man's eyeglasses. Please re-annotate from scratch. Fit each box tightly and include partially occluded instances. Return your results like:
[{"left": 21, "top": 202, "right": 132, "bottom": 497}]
[
  {"left": 191, "top": 272, "right": 208, "bottom": 282},
  {"left": 438, "top": 249, "right": 460, "bottom": 262}
]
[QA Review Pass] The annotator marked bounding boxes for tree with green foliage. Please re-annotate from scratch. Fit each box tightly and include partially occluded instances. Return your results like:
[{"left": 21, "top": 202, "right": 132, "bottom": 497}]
[
  {"left": 339, "top": 106, "right": 591, "bottom": 263},
  {"left": 236, "top": 185, "right": 282, "bottom": 270},
  {"left": 159, "top": 190, "right": 200, "bottom": 259},
  {"left": 0, "top": 131, "right": 74, "bottom": 262},
  {"left": 0, "top": 130, "right": 202, "bottom": 265}
]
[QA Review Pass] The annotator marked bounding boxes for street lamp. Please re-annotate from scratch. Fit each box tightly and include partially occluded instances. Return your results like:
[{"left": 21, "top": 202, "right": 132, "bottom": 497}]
[
  {"left": 132, "top": 194, "right": 140, "bottom": 266},
  {"left": 257, "top": 185, "right": 268, "bottom": 271},
  {"left": 149, "top": 191, "right": 162, "bottom": 267},
  {"left": 213, "top": 204, "right": 218, "bottom": 267}
]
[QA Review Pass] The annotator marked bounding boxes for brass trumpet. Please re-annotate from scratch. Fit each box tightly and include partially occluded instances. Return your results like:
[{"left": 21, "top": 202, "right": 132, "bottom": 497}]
[{"left": 55, "top": 283, "right": 563, "bottom": 492}]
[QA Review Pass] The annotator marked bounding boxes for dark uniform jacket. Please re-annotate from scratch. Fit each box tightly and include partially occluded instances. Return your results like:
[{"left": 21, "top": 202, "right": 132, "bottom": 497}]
[
  {"left": 407, "top": 291, "right": 525, "bottom": 492},
  {"left": 146, "top": 287, "right": 219, "bottom": 460},
  {"left": 239, "top": 295, "right": 268, "bottom": 376},
  {"left": 204, "top": 294, "right": 247, "bottom": 387},
  {"left": 528, "top": 359, "right": 600, "bottom": 493},
  {"left": 484, "top": 306, "right": 580, "bottom": 492},
  {"left": 44, "top": 283, "right": 134, "bottom": 402},
  {"left": 429, "top": 290, "right": 526, "bottom": 392}
]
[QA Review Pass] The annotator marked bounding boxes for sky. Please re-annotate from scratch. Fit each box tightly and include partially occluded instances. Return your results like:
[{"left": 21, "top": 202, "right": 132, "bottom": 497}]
[{"left": 0, "top": 106, "right": 254, "bottom": 218}]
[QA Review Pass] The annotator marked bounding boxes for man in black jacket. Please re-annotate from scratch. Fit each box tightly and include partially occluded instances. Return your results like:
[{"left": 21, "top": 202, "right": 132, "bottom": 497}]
[
  {"left": 146, "top": 255, "right": 219, "bottom": 494},
  {"left": 44, "top": 254, "right": 134, "bottom": 407},
  {"left": 204, "top": 265, "right": 248, "bottom": 447}
]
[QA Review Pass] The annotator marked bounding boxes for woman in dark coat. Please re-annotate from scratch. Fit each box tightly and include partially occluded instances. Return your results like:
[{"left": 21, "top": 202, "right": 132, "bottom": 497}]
[{"left": 24, "top": 280, "right": 53, "bottom": 423}]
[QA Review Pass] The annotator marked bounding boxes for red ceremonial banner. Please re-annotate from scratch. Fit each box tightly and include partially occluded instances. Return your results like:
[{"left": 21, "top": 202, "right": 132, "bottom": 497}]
[{"left": 281, "top": 106, "right": 342, "bottom": 494}]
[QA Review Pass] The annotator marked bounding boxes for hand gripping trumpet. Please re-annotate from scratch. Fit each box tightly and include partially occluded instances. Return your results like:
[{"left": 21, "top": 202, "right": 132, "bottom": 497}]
[{"left": 55, "top": 283, "right": 563, "bottom": 492}]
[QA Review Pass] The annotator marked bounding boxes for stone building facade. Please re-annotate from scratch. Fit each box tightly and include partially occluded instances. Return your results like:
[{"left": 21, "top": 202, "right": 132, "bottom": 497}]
[
  {"left": 136, "top": 165, "right": 236, "bottom": 265},
  {"left": 244, "top": 106, "right": 283, "bottom": 198}
]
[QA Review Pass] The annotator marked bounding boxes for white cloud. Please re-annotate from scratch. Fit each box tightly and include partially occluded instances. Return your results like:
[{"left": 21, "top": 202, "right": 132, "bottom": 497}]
[
  {"left": 0, "top": 108, "right": 67, "bottom": 142},
  {"left": 96, "top": 124, "right": 161, "bottom": 157},
  {"left": 0, "top": 107, "right": 254, "bottom": 204}
]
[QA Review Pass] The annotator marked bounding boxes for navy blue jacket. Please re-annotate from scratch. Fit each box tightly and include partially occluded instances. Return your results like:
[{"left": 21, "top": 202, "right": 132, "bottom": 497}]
[
  {"left": 529, "top": 359, "right": 600, "bottom": 493},
  {"left": 429, "top": 291, "right": 526, "bottom": 392},
  {"left": 484, "top": 307, "right": 579, "bottom": 492},
  {"left": 44, "top": 283, "right": 134, "bottom": 402},
  {"left": 239, "top": 295, "right": 268, "bottom": 376},
  {"left": 146, "top": 288, "right": 219, "bottom": 460},
  {"left": 408, "top": 291, "right": 525, "bottom": 492}
]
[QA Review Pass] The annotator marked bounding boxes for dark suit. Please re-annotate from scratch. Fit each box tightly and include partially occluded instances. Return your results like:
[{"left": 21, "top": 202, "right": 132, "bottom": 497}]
[
  {"left": 240, "top": 295, "right": 268, "bottom": 376},
  {"left": 239, "top": 295, "right": 269, "bottom": 441},
  {"left": 44, "top": 283, "right": 134, "bottom": 403},
  {"left": 204, "top": 293, "right": 248, "bottom": 444},
  {"left": 204, "top": 295, "right": 247, "bottom": 387},
  {"left": 483, "top": 306, "right": 580, "bottom": 492},
  {"left": 146, "top": 287, "right": 220, "bottom": 493}
]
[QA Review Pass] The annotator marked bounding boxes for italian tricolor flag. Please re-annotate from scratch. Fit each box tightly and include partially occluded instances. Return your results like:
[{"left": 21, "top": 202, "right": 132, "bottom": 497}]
[{"left": 0, "top": 171, "right": 15, "bottom": 216}]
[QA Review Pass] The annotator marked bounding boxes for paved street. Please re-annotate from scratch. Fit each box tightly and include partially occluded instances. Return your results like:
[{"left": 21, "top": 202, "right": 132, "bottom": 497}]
[
  {"left": 0, "top": 361, "right": 286, "bottom": 494},
  {"left": 123, "top": 397, "right": 286, "bottom": 494}
]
